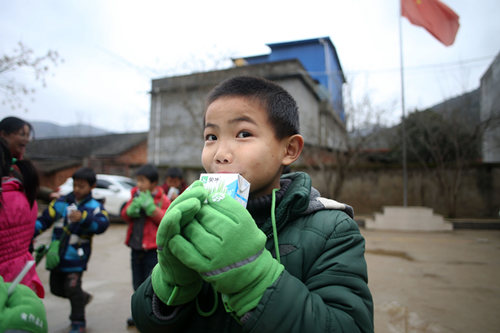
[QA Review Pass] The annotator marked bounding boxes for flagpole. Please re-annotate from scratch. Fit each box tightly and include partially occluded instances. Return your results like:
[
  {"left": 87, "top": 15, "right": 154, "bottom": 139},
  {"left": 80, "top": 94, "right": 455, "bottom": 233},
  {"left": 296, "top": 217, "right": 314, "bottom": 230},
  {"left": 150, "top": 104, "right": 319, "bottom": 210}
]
[{"left": 399, "top": 0, "right": 408, "bottom": 207}]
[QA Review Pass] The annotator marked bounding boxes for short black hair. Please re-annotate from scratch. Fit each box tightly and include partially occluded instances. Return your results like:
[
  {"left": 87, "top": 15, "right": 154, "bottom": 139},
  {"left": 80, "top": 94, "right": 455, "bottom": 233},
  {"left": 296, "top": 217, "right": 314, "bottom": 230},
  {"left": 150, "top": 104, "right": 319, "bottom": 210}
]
[
  {"left": 0, "top": 138, "right": 39, "bottom": 208},
  {"left": 0, "top": 138, "right": 11, "bottom": 179},
  {"left": 15, "top": 159, "right": 40, "bottom": 208},
  {"left": 165, "top": 167, "right": 183, "bottom": 179},
  {"left": 135, "top": 164, "right": 159, "bottom": 183},
  {"left": 205, "top": 76, "right": 300, "bottom": 139},
  {"left": 0, "top": 116, "right": 34, "bottom": 138},
  {"left": 72, "top": 167, "right": 97, "bottom": 186}
]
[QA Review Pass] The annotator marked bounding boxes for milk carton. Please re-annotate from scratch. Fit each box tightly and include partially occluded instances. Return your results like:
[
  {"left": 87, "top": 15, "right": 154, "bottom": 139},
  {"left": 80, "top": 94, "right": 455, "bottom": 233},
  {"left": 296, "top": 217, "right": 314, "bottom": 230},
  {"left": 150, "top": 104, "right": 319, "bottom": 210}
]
[{"left": 199, "top": 173, "right": 250, "bottom": 208}]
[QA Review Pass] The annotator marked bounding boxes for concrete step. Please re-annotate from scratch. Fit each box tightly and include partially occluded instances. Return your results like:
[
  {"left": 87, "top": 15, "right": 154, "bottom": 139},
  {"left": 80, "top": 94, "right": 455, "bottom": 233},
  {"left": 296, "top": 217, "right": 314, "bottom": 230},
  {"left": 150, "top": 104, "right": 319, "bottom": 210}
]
[{"left": 364, "top": 206, "right": 453, "bottom": 231}]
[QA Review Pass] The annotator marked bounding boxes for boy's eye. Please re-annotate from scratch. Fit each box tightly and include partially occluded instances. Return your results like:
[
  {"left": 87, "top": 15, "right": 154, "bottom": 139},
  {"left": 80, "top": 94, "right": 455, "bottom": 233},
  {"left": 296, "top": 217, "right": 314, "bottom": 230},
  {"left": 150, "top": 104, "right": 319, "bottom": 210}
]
[
  {"left": 205, "top": 134, "right": 217, "bottom": 141},
  {"left": 237, "top": 131, "right": 251, "bottom": 138}
]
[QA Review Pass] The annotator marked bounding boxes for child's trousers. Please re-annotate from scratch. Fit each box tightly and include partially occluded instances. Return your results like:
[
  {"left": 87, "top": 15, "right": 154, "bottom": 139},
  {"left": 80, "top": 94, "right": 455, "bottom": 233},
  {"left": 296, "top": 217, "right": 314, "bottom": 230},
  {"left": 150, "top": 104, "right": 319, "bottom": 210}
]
[
  {"left": 131, "top": 248, "right": 158, "bottom": 291},
  {"left": 50, "top": 270, "right": 90, "bottom": 322}
]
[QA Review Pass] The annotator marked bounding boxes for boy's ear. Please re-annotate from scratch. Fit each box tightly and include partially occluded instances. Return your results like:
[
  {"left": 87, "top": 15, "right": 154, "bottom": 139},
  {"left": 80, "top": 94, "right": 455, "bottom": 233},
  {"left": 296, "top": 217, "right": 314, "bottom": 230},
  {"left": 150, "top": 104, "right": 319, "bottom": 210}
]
[{"left": 282, "top": 134, "right": 304, "bottom": 166}]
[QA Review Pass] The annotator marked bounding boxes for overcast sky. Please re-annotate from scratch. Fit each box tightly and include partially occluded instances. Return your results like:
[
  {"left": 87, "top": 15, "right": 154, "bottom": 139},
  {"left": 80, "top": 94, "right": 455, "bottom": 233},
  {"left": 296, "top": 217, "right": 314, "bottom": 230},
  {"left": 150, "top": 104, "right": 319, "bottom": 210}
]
[{"left": 1, "top": 0, "right": 499, "bottom": 133}]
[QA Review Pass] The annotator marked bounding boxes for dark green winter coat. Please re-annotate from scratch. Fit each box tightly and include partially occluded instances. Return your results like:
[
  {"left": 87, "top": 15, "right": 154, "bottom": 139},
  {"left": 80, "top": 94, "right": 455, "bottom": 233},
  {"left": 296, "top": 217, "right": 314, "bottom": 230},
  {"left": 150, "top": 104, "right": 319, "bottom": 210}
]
[{"left": 131, "top": 172, "right": 373, "bottom": 332}]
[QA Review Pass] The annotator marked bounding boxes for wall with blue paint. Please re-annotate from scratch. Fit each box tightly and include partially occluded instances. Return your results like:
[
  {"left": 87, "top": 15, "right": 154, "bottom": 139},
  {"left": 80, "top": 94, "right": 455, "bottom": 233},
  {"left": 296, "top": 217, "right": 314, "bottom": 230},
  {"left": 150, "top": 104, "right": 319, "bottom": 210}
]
[{"left": 241, "top": 37, "right": 346, "bottom": 121}]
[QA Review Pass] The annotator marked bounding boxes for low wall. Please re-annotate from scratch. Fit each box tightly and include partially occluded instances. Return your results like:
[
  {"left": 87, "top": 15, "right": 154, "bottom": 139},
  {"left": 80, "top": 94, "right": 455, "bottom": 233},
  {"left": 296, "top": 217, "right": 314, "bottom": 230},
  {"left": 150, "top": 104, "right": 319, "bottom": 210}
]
[{"left": 308, "top": 164, "right": 500, "bottom": 219}]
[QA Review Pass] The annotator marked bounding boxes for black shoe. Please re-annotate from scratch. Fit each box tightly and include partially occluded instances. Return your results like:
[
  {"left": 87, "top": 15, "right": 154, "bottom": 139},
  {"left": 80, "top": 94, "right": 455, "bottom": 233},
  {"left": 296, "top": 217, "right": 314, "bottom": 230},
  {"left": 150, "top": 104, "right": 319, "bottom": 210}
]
[
  {"left": 70, "top": 321, "right": 86, "bottom": 333},
  {"left": 84, "top": 292, "right": 93, "bottom": 306},
  {"left": 127, "top": 317, "right": 135, "bottom": 327}
]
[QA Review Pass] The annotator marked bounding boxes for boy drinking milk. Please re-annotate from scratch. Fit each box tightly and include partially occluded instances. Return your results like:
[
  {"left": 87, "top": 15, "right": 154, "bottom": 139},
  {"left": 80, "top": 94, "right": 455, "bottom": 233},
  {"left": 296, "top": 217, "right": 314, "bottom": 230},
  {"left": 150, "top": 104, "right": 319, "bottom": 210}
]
[{"left": 132, "top": 76, "right": 373, "bottom": 332}]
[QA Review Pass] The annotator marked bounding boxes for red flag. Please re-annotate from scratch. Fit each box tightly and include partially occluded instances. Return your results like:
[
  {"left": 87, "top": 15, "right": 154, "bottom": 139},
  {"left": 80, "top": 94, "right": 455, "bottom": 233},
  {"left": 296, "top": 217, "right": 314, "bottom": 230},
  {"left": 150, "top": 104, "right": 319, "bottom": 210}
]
[{"left": 401, "top": 0, "right": 460, "bottom": 46}]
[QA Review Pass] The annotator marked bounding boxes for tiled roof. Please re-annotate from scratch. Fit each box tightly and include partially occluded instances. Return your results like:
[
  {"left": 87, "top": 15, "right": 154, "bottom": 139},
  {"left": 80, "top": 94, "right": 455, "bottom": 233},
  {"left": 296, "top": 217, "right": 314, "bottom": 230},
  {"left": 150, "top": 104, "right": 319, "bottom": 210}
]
[{"left": 26, "top": 132, "right": 147, "bottom": 160}]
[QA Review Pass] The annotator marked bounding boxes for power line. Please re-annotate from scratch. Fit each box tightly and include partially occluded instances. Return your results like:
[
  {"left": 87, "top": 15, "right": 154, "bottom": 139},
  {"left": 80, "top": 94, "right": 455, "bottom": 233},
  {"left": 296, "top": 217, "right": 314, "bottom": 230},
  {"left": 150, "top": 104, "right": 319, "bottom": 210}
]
[
  {"left": 307, "top": 54, "right": 496, "bottom": 76},
  {"left": 92, "top": 45, "right": 497, "bottom": 81},
  {"left": 344, "top": 54, "right": 496, "bottom": 75},
  {"left": 94, "top": 45, "right": 162, "bottom": 78}
]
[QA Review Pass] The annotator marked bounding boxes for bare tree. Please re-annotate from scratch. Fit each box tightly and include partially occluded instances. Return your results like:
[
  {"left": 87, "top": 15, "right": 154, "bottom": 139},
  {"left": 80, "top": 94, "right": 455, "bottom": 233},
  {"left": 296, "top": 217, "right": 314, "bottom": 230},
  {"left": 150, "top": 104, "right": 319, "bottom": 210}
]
[
  {"left": 0, "top": 42, "right": 62, "bottom": 111},
  {"left": 393, "top": 91, "right": 487, "bottom": 217},
  {"left": 306, "top": 81, "right": 394, "bottom": 199}
]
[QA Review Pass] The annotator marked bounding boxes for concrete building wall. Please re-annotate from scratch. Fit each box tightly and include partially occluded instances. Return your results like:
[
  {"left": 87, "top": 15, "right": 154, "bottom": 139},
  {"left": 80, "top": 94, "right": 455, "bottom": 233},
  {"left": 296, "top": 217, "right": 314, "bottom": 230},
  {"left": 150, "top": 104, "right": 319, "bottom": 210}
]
[
  {"left": 149, "top": 86, "right": 209, "bottom": 167},
  {"left": 278, "top": 77, "right": 321, "bottom": 146},
  {"left": 267, "top": 78, "right": 345, "bottom": 150},
  {"left": 480, "top": 52, "right": 500, "bottom": 163},
  {"left": 148, "top": 60, "right": 348, "bottom": 168},
  {"left": 322, "top": 109, "right": 341, "bottom": 150}
]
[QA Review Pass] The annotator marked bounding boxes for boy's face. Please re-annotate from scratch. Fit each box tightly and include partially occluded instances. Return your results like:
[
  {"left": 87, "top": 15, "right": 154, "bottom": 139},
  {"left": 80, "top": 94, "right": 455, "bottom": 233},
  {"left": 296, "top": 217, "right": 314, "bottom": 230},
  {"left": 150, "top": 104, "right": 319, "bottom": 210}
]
[
  {"left": 136, "top": 175, "right": 156, "bottom": 192},
  {"left": 73, "top": 179, "right": 93, "bottom": 201},
  {"left": 166, "top": 176, "right": 182, "bottom": 188},
  {"left": 202, "top": 96, "right": 292, "bottom": 198}
]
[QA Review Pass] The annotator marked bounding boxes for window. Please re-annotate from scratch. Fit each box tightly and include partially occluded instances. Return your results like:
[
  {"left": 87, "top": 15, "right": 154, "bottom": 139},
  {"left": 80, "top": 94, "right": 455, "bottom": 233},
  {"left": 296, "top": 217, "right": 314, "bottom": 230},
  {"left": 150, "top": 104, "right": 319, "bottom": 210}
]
[{"left": 96, "top": 179, "right": 112, "bottom": 189}]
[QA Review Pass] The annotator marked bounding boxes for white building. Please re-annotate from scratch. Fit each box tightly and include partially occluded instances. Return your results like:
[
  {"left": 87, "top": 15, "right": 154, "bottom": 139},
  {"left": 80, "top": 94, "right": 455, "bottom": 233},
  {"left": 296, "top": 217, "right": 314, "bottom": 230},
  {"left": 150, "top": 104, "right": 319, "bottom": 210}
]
[
  {"left": 148, "top": 60, "right": 347, "bottom": 169},
  {"left": 480, "top": 52, "right": 500, "bottom": 163}
]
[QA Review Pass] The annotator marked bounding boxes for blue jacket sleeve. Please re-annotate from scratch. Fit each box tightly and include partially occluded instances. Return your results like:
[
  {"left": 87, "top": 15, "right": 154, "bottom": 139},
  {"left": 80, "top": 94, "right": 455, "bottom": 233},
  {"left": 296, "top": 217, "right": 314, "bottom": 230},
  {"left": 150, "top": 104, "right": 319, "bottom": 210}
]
[
  {"left": 34, "top": 199, "right": 65, "bottom": 237},
  {"left": 78, "top": 201, "right": 109, "bottom": 234}
]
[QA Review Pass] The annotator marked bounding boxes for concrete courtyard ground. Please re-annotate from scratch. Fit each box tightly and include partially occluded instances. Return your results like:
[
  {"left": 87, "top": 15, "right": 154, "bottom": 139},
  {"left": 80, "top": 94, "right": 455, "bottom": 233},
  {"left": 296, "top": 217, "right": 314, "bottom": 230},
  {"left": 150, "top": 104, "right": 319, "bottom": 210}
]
[{"left": 36, "top": 223, "right": 500, "bottom": 332}]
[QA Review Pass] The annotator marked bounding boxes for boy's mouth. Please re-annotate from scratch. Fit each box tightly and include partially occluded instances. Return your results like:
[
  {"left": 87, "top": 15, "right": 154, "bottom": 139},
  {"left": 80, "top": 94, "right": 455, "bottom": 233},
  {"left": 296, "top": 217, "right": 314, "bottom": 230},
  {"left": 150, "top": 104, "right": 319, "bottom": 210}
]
[{"left": 213, "top": 170, "right": 241, "bottom": 175}]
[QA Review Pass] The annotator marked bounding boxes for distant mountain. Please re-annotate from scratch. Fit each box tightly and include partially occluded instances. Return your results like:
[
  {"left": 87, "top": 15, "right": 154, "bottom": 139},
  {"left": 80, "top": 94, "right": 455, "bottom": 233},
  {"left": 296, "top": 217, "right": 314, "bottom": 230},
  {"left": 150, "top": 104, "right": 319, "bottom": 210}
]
[
  {"left": 428, "top": 88, "right": 480, "bottom": 126},
  {"left": 31, "top": 121, "right": 112, "bottom": 139}
]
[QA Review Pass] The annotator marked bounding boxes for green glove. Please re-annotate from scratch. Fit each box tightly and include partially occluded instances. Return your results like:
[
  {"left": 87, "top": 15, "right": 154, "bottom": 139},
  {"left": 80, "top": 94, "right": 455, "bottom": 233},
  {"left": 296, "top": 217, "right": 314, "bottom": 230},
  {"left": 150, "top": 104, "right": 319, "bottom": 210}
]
[
  {"left": 34, "top": 244, "right": 48, "bottom": 266},
  {"left": 45, "top": 239, "right": 60, "bottom": 270},
  {"left": 151, "top": 180, "right": 208, "bottom": 306},
  {"left": 126, "top": 197, "right": 142, "bottom": 218},
  {"left": 0, "top": 276, "right": 48, "bottom": 333},
  {"left": 139, "top": 191, "right": 157, "bottom": 216},
  {"left": 169, "top": 192, "right": 284, "bottom": 317},
  {"left": 134, "top": 191, "right": 147, "bottom": 206}
]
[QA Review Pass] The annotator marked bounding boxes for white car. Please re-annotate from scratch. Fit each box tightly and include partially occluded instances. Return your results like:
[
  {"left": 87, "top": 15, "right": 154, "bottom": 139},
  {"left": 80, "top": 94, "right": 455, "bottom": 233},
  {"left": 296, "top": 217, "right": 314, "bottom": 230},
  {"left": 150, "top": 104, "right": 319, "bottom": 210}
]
[{"left": 56, "top": 174, "right": 136, "bottom": 217}]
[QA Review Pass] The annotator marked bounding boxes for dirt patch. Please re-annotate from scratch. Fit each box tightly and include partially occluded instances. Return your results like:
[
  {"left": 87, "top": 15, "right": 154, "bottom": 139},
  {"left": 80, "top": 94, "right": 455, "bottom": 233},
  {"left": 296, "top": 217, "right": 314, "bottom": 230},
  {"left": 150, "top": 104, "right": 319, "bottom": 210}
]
[
  {"left": 445, "top": 260, "right": 485, "bottom": 266},
  {"left": 366, "top": 248, "right": 415, "bottom": 261},
  {"left": 364, "top": 229, "right": 500, "bottom": 333}
]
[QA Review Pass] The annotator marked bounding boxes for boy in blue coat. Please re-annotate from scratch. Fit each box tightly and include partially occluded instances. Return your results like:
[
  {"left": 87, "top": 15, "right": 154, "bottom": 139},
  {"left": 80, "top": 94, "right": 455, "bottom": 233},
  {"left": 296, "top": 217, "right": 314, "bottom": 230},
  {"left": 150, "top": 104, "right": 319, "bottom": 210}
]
[{"left": 35, "top": 167, "right": 109, "bottom": 333}]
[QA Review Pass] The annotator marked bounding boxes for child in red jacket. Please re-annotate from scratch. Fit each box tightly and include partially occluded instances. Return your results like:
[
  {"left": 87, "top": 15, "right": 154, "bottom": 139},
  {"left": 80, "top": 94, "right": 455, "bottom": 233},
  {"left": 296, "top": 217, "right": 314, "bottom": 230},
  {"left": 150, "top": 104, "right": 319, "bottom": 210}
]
[
  {"left": 121, "top": 164, "right": 170, "bottom": 326},
  {"left": 161, "top": 167, "right": 188, "bottom": 201}
]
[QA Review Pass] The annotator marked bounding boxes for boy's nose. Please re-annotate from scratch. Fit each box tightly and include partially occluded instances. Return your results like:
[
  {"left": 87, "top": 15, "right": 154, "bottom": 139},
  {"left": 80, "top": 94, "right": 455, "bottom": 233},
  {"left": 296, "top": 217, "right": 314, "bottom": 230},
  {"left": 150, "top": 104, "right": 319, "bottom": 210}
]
[{"left": 214, "top": 145, "right": 233, "bottom": 164}]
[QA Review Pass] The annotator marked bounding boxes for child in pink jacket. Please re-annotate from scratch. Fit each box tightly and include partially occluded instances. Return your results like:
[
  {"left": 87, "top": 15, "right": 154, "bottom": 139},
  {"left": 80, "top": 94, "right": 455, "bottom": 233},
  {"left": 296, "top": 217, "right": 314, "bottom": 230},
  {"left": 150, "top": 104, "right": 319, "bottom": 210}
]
[{"left": 0, "top": 139, "right": 44, "bottom": 298}]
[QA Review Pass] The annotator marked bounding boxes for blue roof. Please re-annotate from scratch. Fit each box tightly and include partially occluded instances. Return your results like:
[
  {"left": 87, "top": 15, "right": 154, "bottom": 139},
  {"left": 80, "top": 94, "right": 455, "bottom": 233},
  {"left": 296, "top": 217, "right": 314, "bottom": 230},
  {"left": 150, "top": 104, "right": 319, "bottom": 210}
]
[
  {"left": 234, "top": 36, "right": 346, "bottom": 121},
  {"left": 266, "top": 36, "right": 345, "bottom": 83}
]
